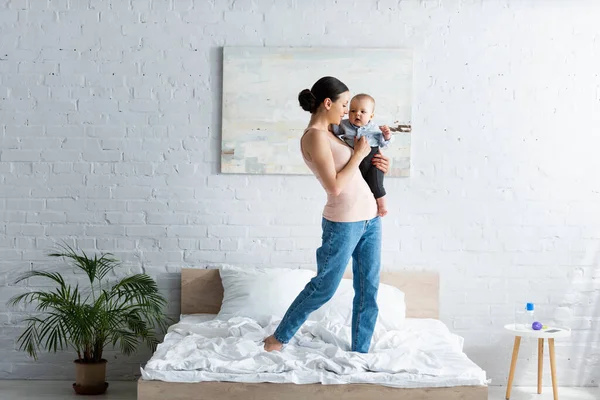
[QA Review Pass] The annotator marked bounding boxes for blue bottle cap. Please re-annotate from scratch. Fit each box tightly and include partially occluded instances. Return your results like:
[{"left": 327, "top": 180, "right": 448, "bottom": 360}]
[{"left": 526, "top": 303, "right": 534, "bottom": 311}]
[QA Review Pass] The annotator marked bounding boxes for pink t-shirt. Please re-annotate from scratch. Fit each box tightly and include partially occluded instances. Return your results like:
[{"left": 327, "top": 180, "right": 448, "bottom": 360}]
[{"left": 301, "top": 132, "right": 377, "bottom": 222}]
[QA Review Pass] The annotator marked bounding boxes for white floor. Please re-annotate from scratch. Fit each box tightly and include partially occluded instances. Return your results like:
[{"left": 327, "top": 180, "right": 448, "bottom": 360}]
[{"left": 0, "top": 381, "right": 599, "bottom": 399}]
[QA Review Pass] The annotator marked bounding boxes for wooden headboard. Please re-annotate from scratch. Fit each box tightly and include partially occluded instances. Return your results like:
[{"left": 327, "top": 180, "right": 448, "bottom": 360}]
[{"left": 181, "top": 268, "right": 439, "bottom": 319}]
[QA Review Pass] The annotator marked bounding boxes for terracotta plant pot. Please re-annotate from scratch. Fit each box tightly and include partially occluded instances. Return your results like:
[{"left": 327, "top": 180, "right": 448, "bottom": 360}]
[{"left": 73, "top": 359, "right": 108, "bottom": 395}]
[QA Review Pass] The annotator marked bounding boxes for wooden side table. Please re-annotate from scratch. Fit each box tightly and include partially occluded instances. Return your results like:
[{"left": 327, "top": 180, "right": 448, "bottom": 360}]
[{"left": 504, "top": 324, "right": 571, "bottom": 400}]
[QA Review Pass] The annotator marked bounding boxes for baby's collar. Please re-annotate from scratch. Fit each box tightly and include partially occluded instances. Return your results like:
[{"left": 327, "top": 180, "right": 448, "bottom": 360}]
[{"left": 350, "top": 120, "right": 374, "bottom": 129}]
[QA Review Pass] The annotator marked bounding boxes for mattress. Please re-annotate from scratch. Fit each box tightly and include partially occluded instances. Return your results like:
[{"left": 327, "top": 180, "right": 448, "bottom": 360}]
[{"left": 141, "top": 315, "right": 488, "bottom": 388}]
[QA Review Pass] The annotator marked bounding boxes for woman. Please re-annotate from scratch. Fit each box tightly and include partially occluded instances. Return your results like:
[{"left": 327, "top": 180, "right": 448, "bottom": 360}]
[{"left": 263, "top": 76, "right": 390, "bottom": 354}]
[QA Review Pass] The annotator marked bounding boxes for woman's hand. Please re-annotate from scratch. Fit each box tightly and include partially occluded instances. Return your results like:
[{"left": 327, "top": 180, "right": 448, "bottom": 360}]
[
  {"left": 372, "top": 150, "right": 390, "bottom": 174},
  {"left": 353, "top": 136, "right": 371, "bottom": 159}
]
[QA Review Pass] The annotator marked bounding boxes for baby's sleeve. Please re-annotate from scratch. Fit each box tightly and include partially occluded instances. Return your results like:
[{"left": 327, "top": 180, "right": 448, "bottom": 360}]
[
  {"left": 378, "top": 134, "right": 394, "bottom": 149},
  {"left": 331, "top": 124, "right": 341, "bottom": 136}
]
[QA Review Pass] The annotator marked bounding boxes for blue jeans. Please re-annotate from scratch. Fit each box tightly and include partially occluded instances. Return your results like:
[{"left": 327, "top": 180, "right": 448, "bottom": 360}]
[{"left": 273, "top": 216, "right": 381, "bottom": 353}]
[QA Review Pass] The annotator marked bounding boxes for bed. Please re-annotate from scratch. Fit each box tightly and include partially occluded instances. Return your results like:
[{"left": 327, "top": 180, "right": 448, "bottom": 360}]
[{"left": 137, "top": 268, "right": 488, "bottom": 400}]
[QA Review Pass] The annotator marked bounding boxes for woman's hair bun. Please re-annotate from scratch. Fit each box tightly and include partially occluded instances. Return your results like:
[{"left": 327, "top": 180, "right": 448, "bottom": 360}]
[{"left": 298, "top": 89, "right": 316, "bottom": 113}]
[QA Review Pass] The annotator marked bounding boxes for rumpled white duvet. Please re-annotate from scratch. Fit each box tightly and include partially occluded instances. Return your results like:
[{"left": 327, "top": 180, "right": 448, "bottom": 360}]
[{"left": 141, "top": 315, "right": 487, "bottom": 388}]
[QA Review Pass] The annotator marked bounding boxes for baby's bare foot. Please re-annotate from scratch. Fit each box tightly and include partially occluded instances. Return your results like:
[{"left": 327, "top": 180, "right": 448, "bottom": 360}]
[
  {"left": 263, "top": 335, "right": 283, "bottom": 352},
  {"left": 376, "top": 197, "right": 388, "bottom": 217}
]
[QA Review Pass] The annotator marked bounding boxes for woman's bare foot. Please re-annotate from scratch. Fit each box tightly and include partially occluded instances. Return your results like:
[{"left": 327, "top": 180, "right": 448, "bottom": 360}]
[
  {"left": 376, "top": 196, "right": 388, "bottom": 217},
  {"left": 263, "top": 335, "right": 283, "bottom": 352}
]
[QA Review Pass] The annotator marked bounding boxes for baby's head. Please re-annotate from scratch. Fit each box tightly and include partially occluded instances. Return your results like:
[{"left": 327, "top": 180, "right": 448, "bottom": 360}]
[{"left": 349, "top": 94, "right": 375, "bottom": 127}]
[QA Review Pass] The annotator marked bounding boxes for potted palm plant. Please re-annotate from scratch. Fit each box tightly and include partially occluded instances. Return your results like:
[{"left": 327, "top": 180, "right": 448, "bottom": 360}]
[{"left": 8, "top": 244, "right": 169, "bottom": 395}]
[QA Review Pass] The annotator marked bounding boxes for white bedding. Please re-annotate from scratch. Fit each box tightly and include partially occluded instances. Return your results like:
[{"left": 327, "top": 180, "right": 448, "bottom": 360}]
[{"left": 141, "top": 314, "right": 487, "bottom": 388}]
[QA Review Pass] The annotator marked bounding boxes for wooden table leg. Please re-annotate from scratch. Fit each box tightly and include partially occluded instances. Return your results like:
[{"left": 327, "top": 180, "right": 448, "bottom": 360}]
[
  {"left": 538, "top": 338, "right": 544, "bottom": 394},
  {"left": 506, "top": 336, "right": 521, "bottom": 400},
  {"left": 549, "top": 338, "right": 558, "bottom": 400}
]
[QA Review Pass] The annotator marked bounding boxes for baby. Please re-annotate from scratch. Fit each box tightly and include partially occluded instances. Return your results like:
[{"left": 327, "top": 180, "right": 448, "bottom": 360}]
[{"left": 332, "top": 93, "right": 393, "bottom": 217}]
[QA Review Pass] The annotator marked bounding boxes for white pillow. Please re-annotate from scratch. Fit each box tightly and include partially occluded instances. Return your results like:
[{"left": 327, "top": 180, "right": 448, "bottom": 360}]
[
  {"left": 308, "top": 278, "right": 406, "bottom": 331},
  {"left": 215, "top": 265, "right": 315, "bottom": 326},
  {"left": 376, "top": 281, "right": 407, "bottom": 330}
]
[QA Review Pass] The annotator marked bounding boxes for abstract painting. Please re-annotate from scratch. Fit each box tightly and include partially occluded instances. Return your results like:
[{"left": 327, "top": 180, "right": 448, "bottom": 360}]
[{"left": 221, "top": 47, "right": 413, "bottom": 177}]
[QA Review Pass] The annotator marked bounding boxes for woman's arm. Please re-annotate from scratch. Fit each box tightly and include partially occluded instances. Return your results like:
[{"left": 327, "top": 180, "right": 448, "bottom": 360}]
[{"left": 303, "top": 129, "right": 370, "bottom": 196}]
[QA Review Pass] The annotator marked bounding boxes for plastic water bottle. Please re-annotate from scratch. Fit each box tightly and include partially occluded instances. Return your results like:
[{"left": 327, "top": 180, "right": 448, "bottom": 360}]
[
  {"left": 515, "top": 302, "right": 535, "bottom": 330},
  {"left": 526, "top": 303, "right": 535, "bottom": 328}
]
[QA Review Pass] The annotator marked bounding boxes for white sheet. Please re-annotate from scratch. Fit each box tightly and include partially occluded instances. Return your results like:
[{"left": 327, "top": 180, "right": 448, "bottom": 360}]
[
  {"left": 142, "top": 315, "right": 487, "bottom": 388},
  {"left": 170, "top": 313, "right": 218, "bottom": 330}
]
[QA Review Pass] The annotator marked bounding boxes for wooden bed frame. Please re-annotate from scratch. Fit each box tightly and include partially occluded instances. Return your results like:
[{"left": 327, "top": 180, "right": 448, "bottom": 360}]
[{"left": 138, "top": 268, "right": 488, "bottom": 400}]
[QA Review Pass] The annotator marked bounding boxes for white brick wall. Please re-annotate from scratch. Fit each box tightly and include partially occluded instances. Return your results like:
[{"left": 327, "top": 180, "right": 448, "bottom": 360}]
[{"left": 1, "top": 0, "right": 600, "bottom": 386}]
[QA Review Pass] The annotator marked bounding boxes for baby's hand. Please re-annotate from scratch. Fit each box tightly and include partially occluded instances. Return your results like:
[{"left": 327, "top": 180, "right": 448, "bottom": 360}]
[{"left": 380, "top": 125, "right": 391, "bottom": 140}]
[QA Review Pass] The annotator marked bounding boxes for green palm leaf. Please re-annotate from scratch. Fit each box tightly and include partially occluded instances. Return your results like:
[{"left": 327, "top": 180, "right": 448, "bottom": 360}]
[{"left": 7, "top": 242, "right": 169, "bottom": 362}]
